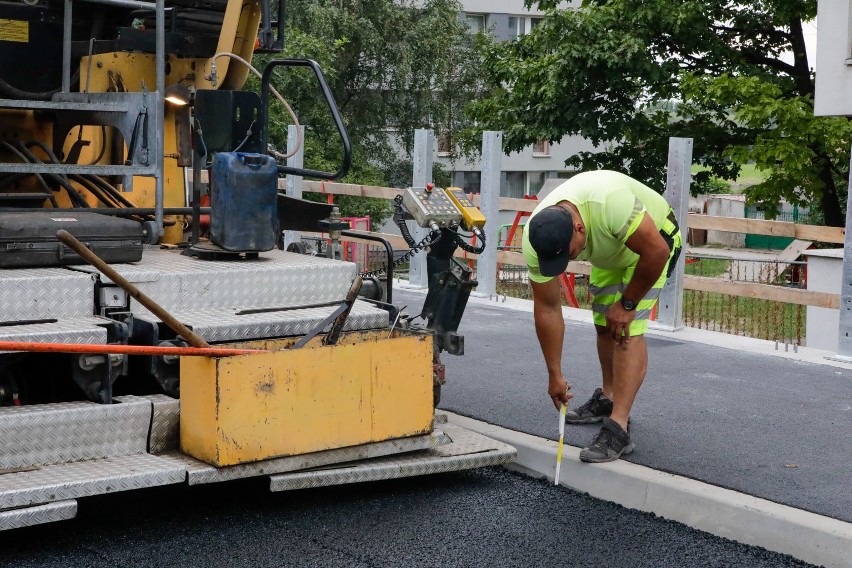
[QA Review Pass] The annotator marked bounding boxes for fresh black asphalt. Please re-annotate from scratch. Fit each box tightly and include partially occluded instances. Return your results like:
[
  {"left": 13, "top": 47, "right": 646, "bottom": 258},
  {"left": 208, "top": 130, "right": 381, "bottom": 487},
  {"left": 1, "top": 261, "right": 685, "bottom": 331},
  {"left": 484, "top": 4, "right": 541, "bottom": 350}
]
[
  {"left": 399, "top": 288, "right": 852, "bottom": 523},
  {"left": 3, "top": 468, "right": 814, "bottom": 568}
]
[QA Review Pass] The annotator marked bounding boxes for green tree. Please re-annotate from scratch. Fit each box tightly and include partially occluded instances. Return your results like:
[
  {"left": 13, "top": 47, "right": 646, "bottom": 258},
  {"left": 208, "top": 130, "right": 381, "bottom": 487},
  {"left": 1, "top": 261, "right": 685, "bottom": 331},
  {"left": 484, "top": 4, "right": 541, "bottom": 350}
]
[
  {"left": 465, "top": 0, "right": 852, "bottom": 226},
  {"left": 252, "top": 0, "right": 490, "bottom": 225}
]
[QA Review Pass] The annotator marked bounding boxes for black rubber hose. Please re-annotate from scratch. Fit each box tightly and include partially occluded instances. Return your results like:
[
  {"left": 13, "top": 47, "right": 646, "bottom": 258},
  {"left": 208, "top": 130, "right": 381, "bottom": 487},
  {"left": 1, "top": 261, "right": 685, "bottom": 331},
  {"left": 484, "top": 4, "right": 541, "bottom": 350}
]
[
  {"left": 0, "top": 70, "right": 80, "bottom": 101},
  {"left": 69, "top": 174, "right": 120, "bottom": 208},
  {"left": 0, "top": 142, "right": 51, "bottom": 193},
  {"left": 15, "top": 141, "right": 89, "bottom": 208},
  {"left": 84, "top": 174, "right": 137, "bottom": 208}
]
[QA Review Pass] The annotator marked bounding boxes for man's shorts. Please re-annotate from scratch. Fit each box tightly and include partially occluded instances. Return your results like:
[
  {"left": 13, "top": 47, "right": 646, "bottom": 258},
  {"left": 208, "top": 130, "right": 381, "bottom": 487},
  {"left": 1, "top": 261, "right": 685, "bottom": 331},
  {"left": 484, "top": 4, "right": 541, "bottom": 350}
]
[{"left": 589, "top": 213, "right": 682, "bottom": 336}]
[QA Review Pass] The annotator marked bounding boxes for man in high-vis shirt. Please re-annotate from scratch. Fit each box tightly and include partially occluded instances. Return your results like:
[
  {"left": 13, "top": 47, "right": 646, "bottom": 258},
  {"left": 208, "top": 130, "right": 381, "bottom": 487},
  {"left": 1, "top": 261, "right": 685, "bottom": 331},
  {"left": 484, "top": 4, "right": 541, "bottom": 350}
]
[{"left": 522, "top": 170, "right": 681, "bottom": 462}]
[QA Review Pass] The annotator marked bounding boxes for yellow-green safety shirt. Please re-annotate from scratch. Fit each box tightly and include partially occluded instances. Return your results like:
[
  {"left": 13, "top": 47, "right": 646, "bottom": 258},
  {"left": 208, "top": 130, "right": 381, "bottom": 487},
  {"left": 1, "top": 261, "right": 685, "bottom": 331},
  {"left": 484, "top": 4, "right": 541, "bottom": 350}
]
[{"left": 522, "top": 170, "right": 672, "bottom": 283}]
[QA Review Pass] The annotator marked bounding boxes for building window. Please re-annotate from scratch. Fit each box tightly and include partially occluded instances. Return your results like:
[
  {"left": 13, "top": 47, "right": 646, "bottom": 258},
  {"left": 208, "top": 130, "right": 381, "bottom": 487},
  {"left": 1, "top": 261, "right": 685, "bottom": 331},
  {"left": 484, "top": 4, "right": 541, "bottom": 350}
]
[
  {"left": 503, "top": 172, "right": 525, "bottom": 198},
  {"left": 460, "top": 171, "right": 481, "bottom": 194},
  {"left": 507, "top": 16, "right": 524, "bottom": 40},
  {"left": 528, "top": 172, "right": 547, "bottom": 196},
  {"left": 530, "top": 17, "right": 543, "bottom": 30},
  {"left": 532, "top": 139, "right": 550, "bottom": 156},
  {"left": 437, "top": 131, "right": 453, "bottom": 156},
  {"left": 465, "top": 14, "right": 485, "bottom": 34}
]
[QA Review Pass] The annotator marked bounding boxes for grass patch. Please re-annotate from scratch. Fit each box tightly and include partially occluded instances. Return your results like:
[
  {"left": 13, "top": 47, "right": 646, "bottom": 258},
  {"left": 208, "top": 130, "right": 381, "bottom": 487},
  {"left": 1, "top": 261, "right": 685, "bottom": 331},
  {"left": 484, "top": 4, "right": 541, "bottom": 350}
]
[
  {"left": 685, "top": 257, "right": 730, "bottom": 278},
  {"left": 691, "top": 163, "right": 770, "bottom": 193},
  {"left": 683, "top": 290, "right": 804, "bottom": 344}
]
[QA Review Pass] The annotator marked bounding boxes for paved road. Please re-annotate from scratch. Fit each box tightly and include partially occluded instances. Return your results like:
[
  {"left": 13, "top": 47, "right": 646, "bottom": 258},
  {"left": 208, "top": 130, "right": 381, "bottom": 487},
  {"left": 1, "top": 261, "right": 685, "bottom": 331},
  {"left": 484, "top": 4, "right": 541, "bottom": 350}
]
[
  {"left": 3, "top": 468, "right": 812, "bottom": 568},
  {"left": 395, "top": 289, "right": 852, "bottom": 523}
]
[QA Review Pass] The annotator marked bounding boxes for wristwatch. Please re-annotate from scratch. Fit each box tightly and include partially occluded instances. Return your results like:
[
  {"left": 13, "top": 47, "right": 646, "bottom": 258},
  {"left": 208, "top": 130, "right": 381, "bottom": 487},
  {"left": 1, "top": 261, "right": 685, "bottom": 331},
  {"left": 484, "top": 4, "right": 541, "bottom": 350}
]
[{"left": 620, "top": 296, "right": 637, "bottom": 311}]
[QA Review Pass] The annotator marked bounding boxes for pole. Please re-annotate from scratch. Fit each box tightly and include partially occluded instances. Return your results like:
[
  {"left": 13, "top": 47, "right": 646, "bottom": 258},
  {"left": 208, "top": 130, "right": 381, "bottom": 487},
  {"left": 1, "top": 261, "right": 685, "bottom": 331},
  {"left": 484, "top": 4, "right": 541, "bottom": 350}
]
[
  {"left": 655, "top": 137, "right": 693, "bottom": 330},
  {"left": 408, "top": 129, "right": 433, "bottom": 288},
  {"left": 283, "top": 125, "right": 305, "bottom": 251},
  {"left": 835, "top": 144, "right": 852, "bottom": 358},
  {"left": 476, "top": 131, "right": 502, "bottom": 297}
]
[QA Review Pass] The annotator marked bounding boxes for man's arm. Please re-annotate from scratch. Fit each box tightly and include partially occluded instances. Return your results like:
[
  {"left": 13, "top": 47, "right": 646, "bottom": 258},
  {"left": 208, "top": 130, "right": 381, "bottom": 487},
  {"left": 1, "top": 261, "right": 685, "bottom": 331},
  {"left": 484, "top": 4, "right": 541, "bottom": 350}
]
[
  {"left": 606, "top": 214, "right": 671, "bottom": 342},
  {"left": 531, "top": 278, "right": 573, "bottom": 409}
]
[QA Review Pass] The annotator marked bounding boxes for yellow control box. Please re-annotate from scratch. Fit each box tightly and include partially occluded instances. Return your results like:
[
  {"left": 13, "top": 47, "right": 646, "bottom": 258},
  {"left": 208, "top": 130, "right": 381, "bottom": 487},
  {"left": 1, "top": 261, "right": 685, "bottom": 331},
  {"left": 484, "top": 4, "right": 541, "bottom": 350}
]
[
  {"left": 180, "top": 330, "right": 434, "bottom": 467},
  {"left": 445, "top": 187, "right": 487, "bottom": 230}
]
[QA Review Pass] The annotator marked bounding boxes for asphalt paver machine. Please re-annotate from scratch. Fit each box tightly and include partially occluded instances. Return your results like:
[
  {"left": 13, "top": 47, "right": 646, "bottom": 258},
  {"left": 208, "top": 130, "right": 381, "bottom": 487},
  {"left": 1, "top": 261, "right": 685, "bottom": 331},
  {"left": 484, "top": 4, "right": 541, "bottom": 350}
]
[{"left": 0, "top": 0, "right": 514, "bottom": 530}]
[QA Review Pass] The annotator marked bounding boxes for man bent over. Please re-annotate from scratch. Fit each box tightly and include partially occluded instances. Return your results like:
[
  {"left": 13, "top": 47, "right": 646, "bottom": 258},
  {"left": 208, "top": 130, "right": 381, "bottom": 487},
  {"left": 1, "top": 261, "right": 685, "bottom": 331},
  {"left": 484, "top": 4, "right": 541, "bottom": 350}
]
[{"left": 522, "top": 170, "right": 681, "bottom": 463}]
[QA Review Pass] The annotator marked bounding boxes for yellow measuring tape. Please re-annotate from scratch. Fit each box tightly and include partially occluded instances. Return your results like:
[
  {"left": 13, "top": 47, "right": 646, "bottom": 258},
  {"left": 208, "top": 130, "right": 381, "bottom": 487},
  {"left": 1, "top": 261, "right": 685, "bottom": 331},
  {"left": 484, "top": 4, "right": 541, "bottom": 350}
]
[{"left": 555, "top": 403, "right": 566, "bottom": 485}]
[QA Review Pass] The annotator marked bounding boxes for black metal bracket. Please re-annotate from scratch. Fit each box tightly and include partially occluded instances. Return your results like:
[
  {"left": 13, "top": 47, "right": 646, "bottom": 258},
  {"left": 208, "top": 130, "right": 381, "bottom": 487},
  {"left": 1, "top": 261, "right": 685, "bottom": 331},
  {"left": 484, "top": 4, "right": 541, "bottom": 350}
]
[{"left": 255, "top": 0, "right": 286, "bottom": 53}]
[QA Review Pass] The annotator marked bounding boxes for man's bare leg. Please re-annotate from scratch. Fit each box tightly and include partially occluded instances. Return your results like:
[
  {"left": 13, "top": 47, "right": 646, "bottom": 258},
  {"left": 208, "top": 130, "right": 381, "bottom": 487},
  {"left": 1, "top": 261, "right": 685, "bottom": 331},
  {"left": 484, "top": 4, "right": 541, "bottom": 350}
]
[
  {"left": 595, "top": 325, "right": 615, "bottom": 399},
  {"left": 609, "top": 333, "right": 648, "bottom": 430}
]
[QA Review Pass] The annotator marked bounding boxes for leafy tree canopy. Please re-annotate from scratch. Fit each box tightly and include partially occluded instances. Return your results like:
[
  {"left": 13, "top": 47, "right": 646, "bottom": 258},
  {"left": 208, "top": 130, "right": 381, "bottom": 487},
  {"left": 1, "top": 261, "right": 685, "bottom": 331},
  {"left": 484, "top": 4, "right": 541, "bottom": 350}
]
[
  {"left": 250, "top": 0, "right": 490, "bottom": 225},
  {"left": 464, "top": 0, "right": 852, "bottom": 226}
]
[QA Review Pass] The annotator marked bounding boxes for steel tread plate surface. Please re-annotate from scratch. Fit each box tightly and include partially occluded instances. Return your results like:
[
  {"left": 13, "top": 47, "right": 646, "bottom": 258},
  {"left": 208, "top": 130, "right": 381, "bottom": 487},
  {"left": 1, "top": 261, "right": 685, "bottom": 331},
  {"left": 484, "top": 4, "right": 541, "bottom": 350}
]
[
  {"left": 0, "top": 318, "right": 107, "bottom": 345},
  {"left": 135, "top": 301, "right": 389, "bottom": 342},
  {"left": 0, "top": 500, "right": 77, "bottom": 530},
  {"left": 0, "top": 454, "right": 185, "bottom": 509},
  {"left": 73, "top": 249, "right": 359, "bottom": 314},
  {"left": 156, "top": 432, "right": 452, "bottom": 485},
  {"left": 0, "top": 268, "right": 95, "bottom": 320},
  {"left": 268, "top": 424, "right": 517, "bottom": 492},
  {"left": 135, "top": 394, "right": 180, "bottom": 454},
  {"left": 0, "top": 398, "right": 152, "bottom": 468}
]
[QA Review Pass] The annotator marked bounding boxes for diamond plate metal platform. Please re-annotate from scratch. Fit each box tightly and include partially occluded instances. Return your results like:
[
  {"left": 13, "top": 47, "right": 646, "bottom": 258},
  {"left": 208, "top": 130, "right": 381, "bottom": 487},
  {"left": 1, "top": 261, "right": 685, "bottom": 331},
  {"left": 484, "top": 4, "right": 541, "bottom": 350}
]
[
  {"left": 156, "top": 431, "right": 453, "bottom": 485},
  {"left": 0, "top": 397, "right": 152, "bottom": 469},
  {"left": 0, "top": 500, "right": 77, "bottom": 530},
  {"left": 268, "top": 423, "right": 517, "bottom": 492},
  {"left": 0, "top": 454, "right": 186, "bottom": 510},
  {"left": 134, "top": 394, "right": 180, "bottom": 455},
  {"left": 0, "top": 267, "right": 95, "bottom": 320},
  {"left": 0, "top": 400, "right": 515, "bottom": 531},
  {"left": 0, "top": 267, "right": 108, "bottom": 346},
  {"left": 133, "top": 300, "right": 389, "bottom": 343},
  {"left": 71, "top": 248, "right": 361, "bottom": 320},
  {"left": 0, "top": 318, "right": 108, "bottom": 346}
]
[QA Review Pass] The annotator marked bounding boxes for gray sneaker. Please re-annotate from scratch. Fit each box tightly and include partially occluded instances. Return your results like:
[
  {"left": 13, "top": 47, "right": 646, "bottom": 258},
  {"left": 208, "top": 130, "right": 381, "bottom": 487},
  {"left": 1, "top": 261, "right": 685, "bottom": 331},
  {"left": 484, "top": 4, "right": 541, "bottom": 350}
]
[
  {"left": 565, "top": 388, "right": 612, "bottom": 424},
  {"left": 579, "top": 417, "right": 634, "bottom": 463}
]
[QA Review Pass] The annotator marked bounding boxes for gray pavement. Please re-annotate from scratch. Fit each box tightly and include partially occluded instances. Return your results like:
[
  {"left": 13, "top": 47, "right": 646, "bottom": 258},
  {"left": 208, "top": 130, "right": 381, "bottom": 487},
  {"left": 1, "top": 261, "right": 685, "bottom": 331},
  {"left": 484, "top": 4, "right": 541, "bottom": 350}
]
[
  {"left": 2, "top": 468, "right": 814, "bottom": 568},
  {"left": 394, "top": 289, "right": 852, "bottom": 523}
]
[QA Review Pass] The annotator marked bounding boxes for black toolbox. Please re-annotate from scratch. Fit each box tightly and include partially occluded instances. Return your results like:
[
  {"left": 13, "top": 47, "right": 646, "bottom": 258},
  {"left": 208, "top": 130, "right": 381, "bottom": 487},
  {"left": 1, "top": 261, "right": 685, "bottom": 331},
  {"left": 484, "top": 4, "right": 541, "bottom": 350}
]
[{"left": 0, "top": 212, "right": 144, "bottom": 268}]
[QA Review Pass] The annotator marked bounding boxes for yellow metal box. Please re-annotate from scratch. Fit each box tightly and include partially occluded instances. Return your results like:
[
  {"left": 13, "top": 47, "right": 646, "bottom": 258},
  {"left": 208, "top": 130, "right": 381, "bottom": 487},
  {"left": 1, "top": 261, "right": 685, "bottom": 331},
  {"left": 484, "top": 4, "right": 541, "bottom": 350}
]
[{"left": 180, "top": 331, "right": 435, "bottom": 467}]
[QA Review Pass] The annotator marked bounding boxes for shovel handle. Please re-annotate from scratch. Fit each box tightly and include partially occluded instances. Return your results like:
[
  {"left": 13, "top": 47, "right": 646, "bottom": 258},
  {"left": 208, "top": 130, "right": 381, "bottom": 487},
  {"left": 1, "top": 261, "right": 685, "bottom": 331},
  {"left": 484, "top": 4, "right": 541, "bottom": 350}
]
[{"left": 56, "top": 230, "right": 211, "bottom": 349}]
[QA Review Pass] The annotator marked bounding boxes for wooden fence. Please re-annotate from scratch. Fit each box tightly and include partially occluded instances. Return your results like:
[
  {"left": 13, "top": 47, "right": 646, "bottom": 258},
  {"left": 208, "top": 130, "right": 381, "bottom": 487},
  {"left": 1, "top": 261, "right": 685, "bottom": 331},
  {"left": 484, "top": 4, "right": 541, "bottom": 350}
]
[{"left": 282, "top": 177, "right": 842, "bottom": 311}]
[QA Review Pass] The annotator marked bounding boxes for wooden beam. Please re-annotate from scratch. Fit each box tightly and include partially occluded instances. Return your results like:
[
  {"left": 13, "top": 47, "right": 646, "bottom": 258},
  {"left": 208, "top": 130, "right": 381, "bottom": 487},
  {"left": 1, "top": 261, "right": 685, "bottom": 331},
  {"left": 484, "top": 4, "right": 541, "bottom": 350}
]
[
  {"left": 301, "top": 181, "right": 403, "bottom": 201},
  {"left": 687, "top": 214, "right": 845, "bottom": 243},
  {"left": 303, "top": 230, "right": 408, "bottom": 250},
  {"left": 683, "top": 275, "right": 839, "bottom": 308}
]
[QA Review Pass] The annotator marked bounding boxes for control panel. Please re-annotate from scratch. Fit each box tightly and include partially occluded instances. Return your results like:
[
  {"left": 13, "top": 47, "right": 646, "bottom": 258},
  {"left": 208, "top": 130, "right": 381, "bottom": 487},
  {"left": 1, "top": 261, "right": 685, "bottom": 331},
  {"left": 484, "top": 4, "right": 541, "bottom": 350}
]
[
  {"left": 444, "top": 187, "right": 486, "bottom": 230},
  {"left": 401, "top": 184, "right": 464, "bottom": 228}
]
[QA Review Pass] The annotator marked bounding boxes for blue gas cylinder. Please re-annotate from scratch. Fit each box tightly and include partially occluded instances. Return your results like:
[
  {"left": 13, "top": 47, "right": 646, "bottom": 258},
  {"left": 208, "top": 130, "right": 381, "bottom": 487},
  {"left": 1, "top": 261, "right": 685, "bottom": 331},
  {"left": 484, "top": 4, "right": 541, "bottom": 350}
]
[{"left": 210, "top": 152, "right": 278, "bottom": 252}]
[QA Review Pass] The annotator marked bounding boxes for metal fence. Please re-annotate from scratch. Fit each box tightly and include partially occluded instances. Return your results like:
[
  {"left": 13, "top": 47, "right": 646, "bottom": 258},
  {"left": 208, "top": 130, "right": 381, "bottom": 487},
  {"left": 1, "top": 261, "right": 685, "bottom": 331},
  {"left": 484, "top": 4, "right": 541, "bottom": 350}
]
[
  {"left": 683, "top": 255, "right": 806, "bottom": 345},
  {"left": 494, "top": 254, "right": 806, "bottom": 345}
]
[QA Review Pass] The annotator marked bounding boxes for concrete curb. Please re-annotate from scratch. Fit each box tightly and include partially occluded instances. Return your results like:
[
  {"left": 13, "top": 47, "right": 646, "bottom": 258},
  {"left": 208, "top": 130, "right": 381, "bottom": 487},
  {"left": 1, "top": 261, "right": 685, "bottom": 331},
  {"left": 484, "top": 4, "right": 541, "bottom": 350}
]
[{"left": 446, "top": 412, "right": 852, "bottom": 568}]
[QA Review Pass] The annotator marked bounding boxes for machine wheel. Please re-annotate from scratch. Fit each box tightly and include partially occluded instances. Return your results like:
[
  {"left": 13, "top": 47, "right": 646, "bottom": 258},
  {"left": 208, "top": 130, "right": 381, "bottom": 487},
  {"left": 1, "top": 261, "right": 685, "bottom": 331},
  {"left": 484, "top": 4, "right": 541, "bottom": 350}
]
[{"left": 287, "top": 242, "right": 308, "bottom": 254}]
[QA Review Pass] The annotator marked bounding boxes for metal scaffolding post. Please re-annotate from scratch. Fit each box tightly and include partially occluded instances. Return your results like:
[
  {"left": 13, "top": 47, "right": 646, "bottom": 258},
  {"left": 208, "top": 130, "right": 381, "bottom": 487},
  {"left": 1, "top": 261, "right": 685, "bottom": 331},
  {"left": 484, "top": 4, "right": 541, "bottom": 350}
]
[
  {"left": 408, "top": 129, "right": 433, "bottom": 289},
  {"left": 476, "top": 131, "right": 502, "bottom": 297},
  {"left": 655, "top": 137, "right": 693, "bottom": 331}
]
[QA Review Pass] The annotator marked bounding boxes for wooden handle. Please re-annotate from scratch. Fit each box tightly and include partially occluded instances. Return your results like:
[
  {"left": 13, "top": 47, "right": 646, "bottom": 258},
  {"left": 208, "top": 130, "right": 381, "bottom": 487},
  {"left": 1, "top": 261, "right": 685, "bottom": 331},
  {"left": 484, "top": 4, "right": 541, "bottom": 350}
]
[{"left": 56, "top": 230, "right": 211, "bottom": 349}]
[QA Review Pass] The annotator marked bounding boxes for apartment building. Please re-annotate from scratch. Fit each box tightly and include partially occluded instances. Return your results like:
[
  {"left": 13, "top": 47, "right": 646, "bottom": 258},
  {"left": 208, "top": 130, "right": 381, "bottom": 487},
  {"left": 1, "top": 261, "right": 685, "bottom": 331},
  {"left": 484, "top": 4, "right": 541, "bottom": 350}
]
[{"left": 440, "top": 1, "right": 595, "bottom": 199}]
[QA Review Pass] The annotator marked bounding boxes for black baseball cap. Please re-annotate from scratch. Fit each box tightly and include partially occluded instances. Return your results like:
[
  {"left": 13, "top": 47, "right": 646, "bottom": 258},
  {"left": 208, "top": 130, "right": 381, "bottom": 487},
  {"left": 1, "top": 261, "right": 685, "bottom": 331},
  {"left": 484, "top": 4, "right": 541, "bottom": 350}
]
[{"left": 528, "top": 205, "right": 574, "bottom": 277}]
